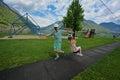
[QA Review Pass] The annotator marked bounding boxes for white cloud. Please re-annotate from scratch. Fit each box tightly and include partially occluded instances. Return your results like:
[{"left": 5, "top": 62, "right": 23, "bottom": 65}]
[
  {"left": 4, "top": 0, "right": 120, "bottom": 26},
  {"left": 81, "top": 0, "right": 120, "bottom": 24},
  {"left": 30, "top": 15, "right": 54, "bottom": 27}
]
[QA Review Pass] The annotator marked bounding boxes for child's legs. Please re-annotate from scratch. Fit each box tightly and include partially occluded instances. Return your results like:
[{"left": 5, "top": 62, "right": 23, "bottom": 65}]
[
  {"left": 76, "top": 46, "right": 83, "bottom": 56},
  {"left": 54, "top": 42, "right": 63, "bottom": 56},
  {"left": 76, "top": 46, "right": 82, "bottom": 54},
  {"left": 59, "top": 50, "right": 64, "bottom": 54}
]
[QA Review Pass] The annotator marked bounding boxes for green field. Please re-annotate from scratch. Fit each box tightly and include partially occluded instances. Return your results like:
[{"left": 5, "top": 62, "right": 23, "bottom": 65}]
[
  {"left": 0, "top": 33, "right": 8, "bottom": 38},
  {"left": 72, "top": 46, "right": 120, "bottom": 80},
  {"left": 0, "top": 37, "right": 120, "bottom": 71}
]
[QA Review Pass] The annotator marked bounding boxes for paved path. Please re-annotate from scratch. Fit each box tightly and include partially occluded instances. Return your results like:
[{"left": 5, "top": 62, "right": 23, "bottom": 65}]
[{"left": 0, "top": 42, "right": 120, "bottom": 80}]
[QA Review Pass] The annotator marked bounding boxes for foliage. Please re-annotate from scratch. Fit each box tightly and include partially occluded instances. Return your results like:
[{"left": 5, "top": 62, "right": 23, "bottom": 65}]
[{"left": 63, "top": 0, "right": 84, "bottom": 35}]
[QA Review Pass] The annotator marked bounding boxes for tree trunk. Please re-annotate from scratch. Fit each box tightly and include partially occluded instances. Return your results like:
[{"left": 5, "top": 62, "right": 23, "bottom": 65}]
[{"left": 73, "top": 29, "right": 76, "bottom": 39}]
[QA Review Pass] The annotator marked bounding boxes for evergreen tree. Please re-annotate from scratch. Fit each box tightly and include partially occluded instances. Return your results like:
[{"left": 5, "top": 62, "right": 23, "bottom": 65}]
[{"left": 63, "top": 0, "right": 84, "bottom": 37}]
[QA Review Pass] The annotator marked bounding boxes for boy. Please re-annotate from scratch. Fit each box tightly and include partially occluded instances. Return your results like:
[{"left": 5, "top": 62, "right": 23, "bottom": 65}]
[{"left": 45, "top": 23, "right": 73, "bottom": 60}]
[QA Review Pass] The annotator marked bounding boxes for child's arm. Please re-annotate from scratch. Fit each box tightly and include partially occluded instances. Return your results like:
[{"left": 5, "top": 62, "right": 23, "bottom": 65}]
[
  {"left": 45, "top": 34, "right": 51, "bottom": 37},
  {"left": 39, "top": 34, "right": 51, "bottom": 39},
  {"left": 64, "top": 30, "right": 74, "bottom": 34},
  {"left": 72, "top": 39, "right": 76, "bottom": 44}
]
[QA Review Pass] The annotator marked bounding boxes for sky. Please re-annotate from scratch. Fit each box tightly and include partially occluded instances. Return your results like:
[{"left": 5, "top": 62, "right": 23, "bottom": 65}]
[{"left": 4, "top": 0, "right": 120, "bottom": 27}]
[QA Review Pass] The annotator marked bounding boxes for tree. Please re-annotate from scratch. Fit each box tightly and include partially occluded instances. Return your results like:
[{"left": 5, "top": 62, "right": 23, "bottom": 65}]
[{"left": 63, "top": 0, "right": 84, "bottom": 37}]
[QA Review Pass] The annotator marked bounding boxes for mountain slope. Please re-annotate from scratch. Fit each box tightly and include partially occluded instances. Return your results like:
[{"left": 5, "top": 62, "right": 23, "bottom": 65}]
[
  {"left": 0, "top": 1, "right": 40, "bottom": 34},
  {"left": 100, "top": 22, "right": 120, "bottom": 33},
  {"left": 81, "top": 20, "right": 112, "bottom": 37},
  {"left": 82, "top": 20, "right": 111, "bottom": 33},
  {"left": 41, "top": 20, "right": 112, "bottom": 37},
  {"left": 40, "top": 21, "right": 63, "bottom": 34},
  {"left": 0, "top": 1, "right": 26, "bottom": 33},
  {"left": 0, "top": 1, "right": 23, "bottom": 26}
]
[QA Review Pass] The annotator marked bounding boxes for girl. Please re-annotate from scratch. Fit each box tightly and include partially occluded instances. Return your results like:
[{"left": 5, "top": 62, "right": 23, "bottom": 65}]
[{"left": 68, "top": 34, "right": 83, "bottom": 56}]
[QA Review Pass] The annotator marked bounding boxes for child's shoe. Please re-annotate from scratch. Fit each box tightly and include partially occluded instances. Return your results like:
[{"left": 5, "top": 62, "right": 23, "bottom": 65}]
[
  {"left": 61, "top": 51, "right": 66, "bottom": 57},
  {"left": 76, "top": 53, "right": 83, "bottom": 56},
  {"left": 54, "top": 56, "right": 59, "bottom": 61}
]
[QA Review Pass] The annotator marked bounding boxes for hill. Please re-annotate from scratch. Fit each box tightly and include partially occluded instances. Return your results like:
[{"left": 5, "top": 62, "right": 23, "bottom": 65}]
[
  {"left": 40, "top": 21, "right": 63, "bottom": 34},
  {"left": 0, "top": 1, "right": 23, "bottom": 26},
  {"left": 0, "top": 1, "right": 113, "bottom": 37},
  {"left": 0, "top": 1, "right": 28, "bottom": 33},
  {"left": 100, "top": 22, "right": 120, "bottom": 33},
  {"left": 41, "top": 20, "right": 112, "bottom": 37},
  {"left": 81, "top": 20, "right": 112, "bottom": 34},
  {"left": 0, "top": 1, "right": 39, "bottom": 35}
]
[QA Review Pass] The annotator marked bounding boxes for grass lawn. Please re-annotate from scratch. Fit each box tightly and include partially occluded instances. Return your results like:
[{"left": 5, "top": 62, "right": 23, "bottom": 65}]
[
  {"left": 72, "top": 46, "right": 120, "bottom": 80},
  {"left": 0, "top": 33, "right": 8, "bottom": 38},
  {"left": 0, "top": 37, "right": 120, "bottom": 71}
]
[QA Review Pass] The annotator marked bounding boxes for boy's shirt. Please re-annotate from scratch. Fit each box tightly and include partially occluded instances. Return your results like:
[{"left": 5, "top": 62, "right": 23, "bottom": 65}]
[{"left": 51, "top": 30, "right": 64, "bottom": 42}]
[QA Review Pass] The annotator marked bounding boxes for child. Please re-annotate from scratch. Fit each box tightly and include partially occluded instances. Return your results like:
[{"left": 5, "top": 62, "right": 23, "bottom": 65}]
[
  {"left": 44, "top": 24, "right": 73, "bottom": 60},
  {"left": 68, "top": 34, "right": 83, "bottom": 56}
]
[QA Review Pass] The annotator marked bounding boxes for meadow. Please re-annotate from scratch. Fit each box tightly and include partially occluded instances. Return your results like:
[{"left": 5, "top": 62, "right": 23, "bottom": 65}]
[{"left": 0, "top": 36, "right": 120, "bottom": 71}]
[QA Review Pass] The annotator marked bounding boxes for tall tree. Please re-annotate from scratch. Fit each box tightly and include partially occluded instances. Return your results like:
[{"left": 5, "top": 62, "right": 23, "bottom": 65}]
[{"left": 63, "top": 0, "right": 84, "bottom": 37}]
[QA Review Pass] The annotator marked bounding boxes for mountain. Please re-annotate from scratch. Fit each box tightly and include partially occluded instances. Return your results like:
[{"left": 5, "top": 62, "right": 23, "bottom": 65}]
[
  {"left": 0, "top": 1, "right": 23, "bottom": 26},
  {"left": 40, "top": 20, "right": 112, "bottom": 37},
  {"left": 100, "top": 22, "right": 120, "bottom": 33},
  {"left": 81, "top": 20, "right": 111, "bottom": 33},
  {"left": 0, "top": 1, "right": 39, "bottom": 34},
  {"left": 40, "top": 21, "right": 63, "bottom": 34},
  {"left": 0, "top": 1, "right": 113, "bottom": 37},
  {"left": 81, "top": 20, "right": 113, "bottom": 37}
]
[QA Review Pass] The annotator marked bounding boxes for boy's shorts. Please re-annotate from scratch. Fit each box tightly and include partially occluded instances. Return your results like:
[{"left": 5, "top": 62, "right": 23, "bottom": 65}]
[{"left": 54, "top": 41, "right": 61, "bottom": 51}]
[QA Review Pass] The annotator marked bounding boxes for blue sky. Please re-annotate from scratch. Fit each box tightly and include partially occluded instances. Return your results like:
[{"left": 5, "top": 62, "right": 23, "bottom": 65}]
[{"left": 4, "top": 0, "right": 120, "bottom": 27}]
